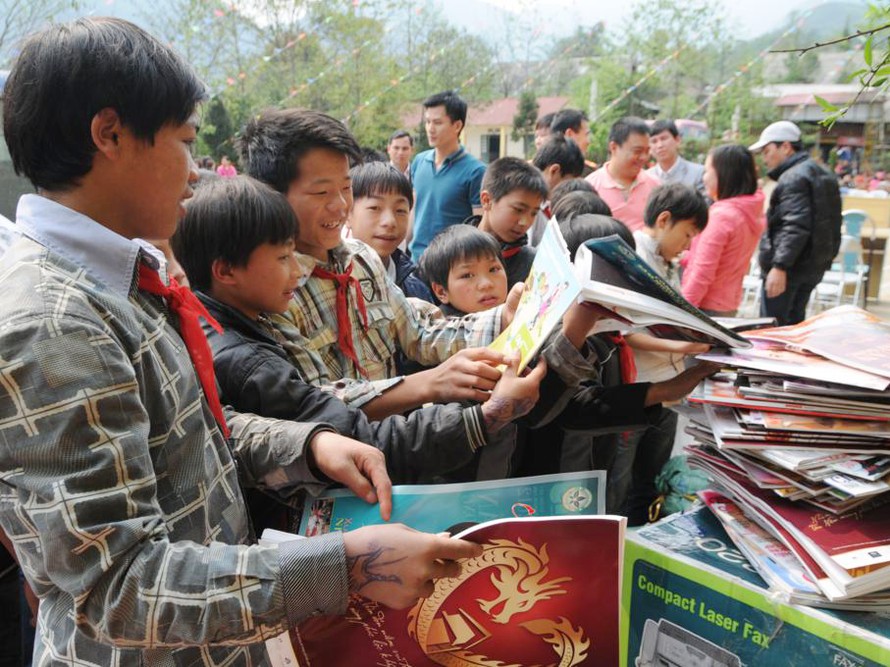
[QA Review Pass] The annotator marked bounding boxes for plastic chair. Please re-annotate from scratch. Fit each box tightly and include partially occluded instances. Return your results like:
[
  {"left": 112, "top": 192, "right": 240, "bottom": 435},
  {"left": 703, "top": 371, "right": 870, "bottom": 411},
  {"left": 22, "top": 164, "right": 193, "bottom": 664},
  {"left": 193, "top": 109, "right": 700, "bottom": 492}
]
[
  {"left": 739, "top": 256, "right": 762, "bottom": 317},
  {"left": 809, "top": 234, "right": 868, "bottom": 313},
  {"left": 840, "top": 210, "right": 876, "bottom": 303}
]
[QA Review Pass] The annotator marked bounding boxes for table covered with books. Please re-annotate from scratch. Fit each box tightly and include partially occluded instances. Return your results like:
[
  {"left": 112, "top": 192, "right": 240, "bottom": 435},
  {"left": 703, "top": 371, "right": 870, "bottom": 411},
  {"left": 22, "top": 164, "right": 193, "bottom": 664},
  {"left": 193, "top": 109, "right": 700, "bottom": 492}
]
[{"left": 621, "top": 305, "right": 890, "bottom": 667}]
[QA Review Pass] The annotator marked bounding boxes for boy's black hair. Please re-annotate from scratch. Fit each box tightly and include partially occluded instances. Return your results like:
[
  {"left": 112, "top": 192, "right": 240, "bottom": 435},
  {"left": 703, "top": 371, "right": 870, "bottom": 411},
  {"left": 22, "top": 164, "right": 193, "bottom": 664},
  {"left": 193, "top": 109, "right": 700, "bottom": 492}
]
[
  {"left": 419, "top": 225, "right": 502, "bottom": 289},
  {"left": 552, "top": 190, "right": 613, "bottom": 222},
  {"left": 388, "top": 129, "right": 414, "bottom": 146},
  {"left": 550, "top": 108, "right": 588, "bottom": 135},
  {"left": 560, "top": 214, "right": 635, "bottom": 261},
  {"left": 535, "top": 112, "right": 555, "bottom": 132},
  {"left": 360, "top": 146, "right": 388, "bottom": 163},
  {"left": 709, "top": 144, "right": 758, "bottom": 200},
  {"left": 650, "top": 119, "right": 679, "bottom": 138},
  {"left": 3, "top": 17, "right": 207, "bottom": 191},
  {"left": 550, "top": 178, "right": 595, "bottom": 210},
  {"left": 608, "top": 116, "right": 650, "bottom": 146},
  {"left": 350, "top": 162, "right": 414, "bottom": 209},
  {"left": 643, "top": 182, "right": 709, "bottom": 231},
  {"left": 532, "top": 135, "right": 585, "bottom": 179},
  {"left": 482, "top": 156, "right": 549, "bottom": 202},
  {"left": 238, "top": 108, "right": 361, "bottom": 193},
  {"left": 422, "top": 90, "right": 468, "bottom": 127},
  {"left": 171, "top": 176, "right": 297, "bottom": 292}
]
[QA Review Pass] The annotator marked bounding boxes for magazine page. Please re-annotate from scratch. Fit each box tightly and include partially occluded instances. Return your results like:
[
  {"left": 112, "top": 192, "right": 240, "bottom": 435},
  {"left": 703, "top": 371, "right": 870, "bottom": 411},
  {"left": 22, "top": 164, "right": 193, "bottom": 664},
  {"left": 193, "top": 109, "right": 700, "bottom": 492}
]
[
  {"left": 295, "top": 515, "right": 626, "bottom": 667},
  {"left": 698, "top": 344, "right": 890, "bottom": 391},
  {"left": 574, "top": 234, "right": 750, "bottom": 348},
  {"left": 298, "top": 470, "right": 606, "bottom": 536},
  {"left": 744, "top": 306, "right": 890, "bottom": 380},
  {"left": 489, "top": 218, "right": 581, "bottom": 372}
]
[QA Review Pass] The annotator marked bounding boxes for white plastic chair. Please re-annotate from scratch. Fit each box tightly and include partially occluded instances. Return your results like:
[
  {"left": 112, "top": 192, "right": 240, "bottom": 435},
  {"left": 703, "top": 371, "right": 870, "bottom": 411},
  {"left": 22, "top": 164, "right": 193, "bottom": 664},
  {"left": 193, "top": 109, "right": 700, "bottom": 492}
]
[
  {"left": 809, "top": 234, "right": 868, "bottom": 313},
  {"left": 739, "top": 256, "right": 762, "bottom": 317}
]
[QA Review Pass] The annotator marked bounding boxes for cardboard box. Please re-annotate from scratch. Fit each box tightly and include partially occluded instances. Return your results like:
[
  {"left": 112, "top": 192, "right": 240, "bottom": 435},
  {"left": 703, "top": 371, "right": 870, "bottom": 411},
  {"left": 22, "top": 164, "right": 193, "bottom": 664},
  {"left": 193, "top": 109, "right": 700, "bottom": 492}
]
[{"left": 621, "top": 506, "right": 890, "bottom": 666}]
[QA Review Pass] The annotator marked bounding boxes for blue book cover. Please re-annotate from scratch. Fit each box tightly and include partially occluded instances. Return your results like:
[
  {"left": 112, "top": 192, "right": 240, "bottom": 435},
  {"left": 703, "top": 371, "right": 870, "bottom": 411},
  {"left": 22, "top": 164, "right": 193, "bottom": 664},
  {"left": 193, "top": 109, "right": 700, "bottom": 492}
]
[{"left": 298, "top": 470, "right": 605, "bottom": 536}]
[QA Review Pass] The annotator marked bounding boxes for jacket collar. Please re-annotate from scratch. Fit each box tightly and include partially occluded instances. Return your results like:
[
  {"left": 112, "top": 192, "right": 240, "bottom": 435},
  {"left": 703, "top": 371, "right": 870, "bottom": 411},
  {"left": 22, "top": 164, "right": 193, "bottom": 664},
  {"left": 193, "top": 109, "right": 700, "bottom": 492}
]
[
  {"left": 768, "top": 151, "right": 808, "bottom": 181},
  {"left": 196, "top": 290, "right": 279, "bottom": 345}
]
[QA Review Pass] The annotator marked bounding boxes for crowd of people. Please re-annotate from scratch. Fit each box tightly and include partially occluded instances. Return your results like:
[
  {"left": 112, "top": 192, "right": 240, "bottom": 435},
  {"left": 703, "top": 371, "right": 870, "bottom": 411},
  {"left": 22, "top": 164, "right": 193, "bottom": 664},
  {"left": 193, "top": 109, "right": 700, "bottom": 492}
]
[{"left": 0, "top": 16, "right": 844, "bottom": 667}]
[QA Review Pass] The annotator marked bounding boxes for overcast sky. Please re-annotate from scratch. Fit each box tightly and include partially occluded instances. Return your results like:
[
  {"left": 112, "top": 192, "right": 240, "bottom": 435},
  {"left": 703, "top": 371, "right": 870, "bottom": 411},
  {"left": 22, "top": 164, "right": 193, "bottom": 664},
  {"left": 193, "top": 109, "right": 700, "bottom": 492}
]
[{"left": 477, "top": 0, "right": 821, "bottom": 40}]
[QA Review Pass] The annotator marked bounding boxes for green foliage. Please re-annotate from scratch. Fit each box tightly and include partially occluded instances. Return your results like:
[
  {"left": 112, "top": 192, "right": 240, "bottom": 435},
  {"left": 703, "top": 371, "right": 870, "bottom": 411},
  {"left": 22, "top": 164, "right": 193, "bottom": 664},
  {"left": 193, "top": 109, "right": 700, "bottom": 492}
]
[
  {"left": 142, "top": 0, "right": 499, "bottom": 147},
  {"left": 511, "top": 90, "right": 538, "bottom": 156},
  {"left": 200, "top": 96, "right": 235, "bottom": 162},
  {"left": 814, "top": 4, "right": 890, "bottom": 127}
]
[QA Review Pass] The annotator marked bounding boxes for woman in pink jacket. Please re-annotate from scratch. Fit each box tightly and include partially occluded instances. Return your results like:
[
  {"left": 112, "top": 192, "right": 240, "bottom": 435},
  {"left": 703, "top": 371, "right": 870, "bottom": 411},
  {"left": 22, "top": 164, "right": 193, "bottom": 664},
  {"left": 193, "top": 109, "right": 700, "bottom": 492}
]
[{"left": 681, "top": 144, "right": 765, "bottom": 316}]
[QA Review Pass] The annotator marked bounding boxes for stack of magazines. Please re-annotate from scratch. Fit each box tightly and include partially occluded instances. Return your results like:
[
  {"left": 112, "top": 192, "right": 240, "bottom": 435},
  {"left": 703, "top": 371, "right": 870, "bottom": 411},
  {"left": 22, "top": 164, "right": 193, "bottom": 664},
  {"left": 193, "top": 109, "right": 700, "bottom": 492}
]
[{"left": 683, "top": 306, "right": 890, "bottom": 608}]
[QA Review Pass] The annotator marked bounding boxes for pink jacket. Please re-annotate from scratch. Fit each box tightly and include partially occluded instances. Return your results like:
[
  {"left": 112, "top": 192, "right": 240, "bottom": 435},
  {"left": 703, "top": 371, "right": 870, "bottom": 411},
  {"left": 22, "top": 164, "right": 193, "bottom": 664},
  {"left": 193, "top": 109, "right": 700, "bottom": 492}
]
[{"left": 681, "top": 191, "right": 765, "bottom": 312}]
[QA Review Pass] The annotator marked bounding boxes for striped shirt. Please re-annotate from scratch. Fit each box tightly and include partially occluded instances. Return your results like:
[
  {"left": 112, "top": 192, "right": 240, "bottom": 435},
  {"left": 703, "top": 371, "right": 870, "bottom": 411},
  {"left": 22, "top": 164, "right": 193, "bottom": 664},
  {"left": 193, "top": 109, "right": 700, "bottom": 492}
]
[
  {"left": 0, "top": 195, "right": 349, "bottom": 666},
  {"left": 273, "top": 240, "right": 502, "bottom": 405}
]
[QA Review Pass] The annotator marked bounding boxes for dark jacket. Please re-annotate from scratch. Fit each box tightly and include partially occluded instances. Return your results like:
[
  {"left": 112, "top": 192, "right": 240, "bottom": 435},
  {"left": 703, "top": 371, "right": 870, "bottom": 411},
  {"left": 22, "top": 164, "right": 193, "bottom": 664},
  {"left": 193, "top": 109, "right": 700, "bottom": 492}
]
[
  {"left": 390, "top": 248, "right": 434, "bottom": 302},
  {"left": 758, "top": 151, "right": 842, "bottom": 282},
  {"left": 464, "top": 214, "right": 537, "bottom": 288},
  {"left": 198, "top": 292, "right": 489, "bottom": 485}
]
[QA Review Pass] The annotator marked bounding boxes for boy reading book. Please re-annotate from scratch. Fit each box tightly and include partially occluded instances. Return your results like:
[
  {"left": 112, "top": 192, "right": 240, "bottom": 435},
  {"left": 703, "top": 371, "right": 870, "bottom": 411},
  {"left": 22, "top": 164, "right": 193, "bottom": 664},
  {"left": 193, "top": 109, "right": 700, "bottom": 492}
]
[
  {"left": 239, "top": 108, "right": 514, "bottom": 421},
  {"left": 465, "top": 156, "right": 549, "bottom": 286},
  {"left": 345, "top": 161, "right": 433, "bottom": 302},
  {"left": 616, "top": 182, "right": 711, "bottom": 523},
  {"left": 421, "top": 221, "right": 716, "bottom": 476},
  {"left": 0, "top": 18, "right": 482, "bottom": 666},
  {"left": 420, "top": 225, "right": 508, "bottom": 318},
  {"left": 171, "top": 176, "right": 544, "bottom": 498}
]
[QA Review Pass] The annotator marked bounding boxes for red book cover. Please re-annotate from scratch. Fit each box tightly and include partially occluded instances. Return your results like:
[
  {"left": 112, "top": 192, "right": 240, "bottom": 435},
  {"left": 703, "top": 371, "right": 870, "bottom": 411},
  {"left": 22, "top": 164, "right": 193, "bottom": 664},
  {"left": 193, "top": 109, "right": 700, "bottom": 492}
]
[{"left": 294, "top": 516, "right": 625, "bottom": 666}]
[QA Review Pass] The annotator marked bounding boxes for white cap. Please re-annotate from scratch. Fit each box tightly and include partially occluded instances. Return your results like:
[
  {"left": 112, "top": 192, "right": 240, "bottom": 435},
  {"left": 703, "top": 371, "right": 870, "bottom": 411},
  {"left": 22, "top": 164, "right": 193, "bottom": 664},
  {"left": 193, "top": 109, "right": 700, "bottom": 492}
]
[{"left": 749, "top": 121, "right": 801, "bottom": 152}]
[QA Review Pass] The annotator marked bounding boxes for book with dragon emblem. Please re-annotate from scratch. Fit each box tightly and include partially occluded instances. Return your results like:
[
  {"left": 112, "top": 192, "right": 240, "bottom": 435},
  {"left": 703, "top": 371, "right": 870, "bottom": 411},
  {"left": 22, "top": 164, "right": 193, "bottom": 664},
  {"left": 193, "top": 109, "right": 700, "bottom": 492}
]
[{"left": 291, "top": 515, "right": 625, "bottom": 666}]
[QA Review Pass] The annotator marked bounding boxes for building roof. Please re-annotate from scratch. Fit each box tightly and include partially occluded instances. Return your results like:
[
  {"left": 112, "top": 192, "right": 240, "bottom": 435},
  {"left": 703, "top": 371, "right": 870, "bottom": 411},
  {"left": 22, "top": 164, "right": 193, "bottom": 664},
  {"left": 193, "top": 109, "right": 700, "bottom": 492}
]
[{"left": 467, "top": 96, "right": 569, "bottom": 126}]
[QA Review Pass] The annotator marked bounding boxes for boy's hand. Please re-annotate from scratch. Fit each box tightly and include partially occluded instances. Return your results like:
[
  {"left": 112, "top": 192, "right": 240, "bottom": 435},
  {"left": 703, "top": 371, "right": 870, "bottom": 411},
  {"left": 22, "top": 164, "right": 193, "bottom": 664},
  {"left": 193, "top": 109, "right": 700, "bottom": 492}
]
[
  {"left": 765, "top": 267, "right": 787, "bottom": 298},
  {"left": 480, "top": 356, "right": 547, "bottom": 433},
  {"left": 499, "top": 283, "right": 525, "bottom": 331},
  {"left": 625, "top": 332, "right": 710, "bottom": 356},
  {"left": 423, "top": 348, "right": 505, "bottom": 404},
  {"left": 308, "top": 431, "right": 393, "bottom": 521},
  {"left": 644, "top": 361, "right": 722, "bottom": 406},
  {"left": 561, "top": 301, "right": 603, "bottom": 349},
  {"left": 342, "top": 524, "right": 482, "bottom": 609}
]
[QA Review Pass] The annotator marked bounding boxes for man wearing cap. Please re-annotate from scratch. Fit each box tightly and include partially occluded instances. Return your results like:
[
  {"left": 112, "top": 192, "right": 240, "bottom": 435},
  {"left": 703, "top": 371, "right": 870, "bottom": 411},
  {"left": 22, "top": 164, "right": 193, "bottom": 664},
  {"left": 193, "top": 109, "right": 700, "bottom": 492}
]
[{"left": 750, "top": 120, "right": 842, "bottom": 325}]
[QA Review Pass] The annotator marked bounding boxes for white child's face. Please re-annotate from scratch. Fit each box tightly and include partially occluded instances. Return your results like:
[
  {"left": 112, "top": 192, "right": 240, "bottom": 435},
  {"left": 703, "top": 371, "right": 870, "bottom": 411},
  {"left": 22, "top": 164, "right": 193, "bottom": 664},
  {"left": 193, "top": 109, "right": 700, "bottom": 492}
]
[
  {"left": 433, "top": 254, "right": 508, "bottom": 314},
  {"left": 347, "top": 191, "right": 411, "bottom": 261}
]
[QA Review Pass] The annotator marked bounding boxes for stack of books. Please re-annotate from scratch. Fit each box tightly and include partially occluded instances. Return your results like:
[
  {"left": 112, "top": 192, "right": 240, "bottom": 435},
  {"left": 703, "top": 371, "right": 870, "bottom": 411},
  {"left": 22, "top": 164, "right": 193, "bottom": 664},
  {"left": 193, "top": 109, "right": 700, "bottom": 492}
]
[{"left": 684, "top": 306, "right": 890, "bottom": 607}]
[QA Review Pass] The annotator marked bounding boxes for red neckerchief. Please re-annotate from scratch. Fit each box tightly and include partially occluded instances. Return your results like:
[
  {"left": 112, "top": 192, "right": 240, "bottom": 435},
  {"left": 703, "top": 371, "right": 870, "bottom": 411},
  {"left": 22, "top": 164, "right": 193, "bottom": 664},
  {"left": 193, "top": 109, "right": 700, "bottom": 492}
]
[
  {"left": 605, "top": 332, "right": 637, "bottom": 384},
  {"left": 502, "top": 245, "right": 523, "bottom": 259},
  {"left": 311, "top": 261, "right": 370, "bottom": 378},
  {"left": 137, "top": 263, "right": 229, "bottom": 438}
]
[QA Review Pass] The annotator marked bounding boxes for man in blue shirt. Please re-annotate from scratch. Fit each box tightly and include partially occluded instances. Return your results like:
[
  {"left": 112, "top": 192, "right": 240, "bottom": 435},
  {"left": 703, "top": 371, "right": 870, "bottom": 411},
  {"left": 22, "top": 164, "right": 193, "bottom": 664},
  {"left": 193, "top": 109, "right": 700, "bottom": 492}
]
[{"left": 409, "top": 90, "right": 486, "bottom": 259}]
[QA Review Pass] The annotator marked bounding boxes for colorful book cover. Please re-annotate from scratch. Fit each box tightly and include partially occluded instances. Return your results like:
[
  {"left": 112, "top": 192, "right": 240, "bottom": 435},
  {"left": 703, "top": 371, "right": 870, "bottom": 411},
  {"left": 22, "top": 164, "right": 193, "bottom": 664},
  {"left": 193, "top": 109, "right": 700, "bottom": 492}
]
[
  {"left": 296, "top": 515, "right": 625, "bottom": 667},
  {"left": 489, "top": 218, "right": 581, "bottom": 372},
  {"left": 744, "top": 305, "right": 890, "bottom": 380},
  {"left": 575, "top": 234, "right": 750, "bottom": 348},
  {"left": 298, "top": 470, "right": 606, "bottom": 536}
]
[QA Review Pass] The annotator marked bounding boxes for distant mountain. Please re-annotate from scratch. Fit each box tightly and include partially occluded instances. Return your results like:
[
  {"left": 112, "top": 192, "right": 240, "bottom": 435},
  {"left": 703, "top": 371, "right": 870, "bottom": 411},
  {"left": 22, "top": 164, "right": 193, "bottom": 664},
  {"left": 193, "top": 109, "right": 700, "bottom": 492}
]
[{"left": 749, "top": 1, "right": 869, "bottom": 52}]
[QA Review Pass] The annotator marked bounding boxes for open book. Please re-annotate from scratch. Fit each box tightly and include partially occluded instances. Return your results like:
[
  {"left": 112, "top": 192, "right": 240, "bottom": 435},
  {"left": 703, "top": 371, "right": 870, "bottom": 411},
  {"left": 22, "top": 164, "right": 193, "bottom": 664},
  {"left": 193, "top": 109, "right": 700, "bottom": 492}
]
[
  {"left": 575, "top": 235, "right": 751, "bottom": 348},
  {"left": 489, "top": 218, "right": 580, "bottom": 372}
]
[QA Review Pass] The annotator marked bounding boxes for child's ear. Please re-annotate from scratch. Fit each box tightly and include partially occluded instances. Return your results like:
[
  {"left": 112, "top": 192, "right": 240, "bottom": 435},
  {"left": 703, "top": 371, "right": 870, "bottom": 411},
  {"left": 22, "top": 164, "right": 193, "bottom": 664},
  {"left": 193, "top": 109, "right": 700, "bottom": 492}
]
[
  {"left": 546, "top": 164, "right": 562, "bottom": 181},
  {"left": 211, "top": 258, "right": 238, "bottom": 285},
  {"left": 654, "top": 211, "right": 673, "bottom": 231},
  {"left": 431, "top": 282, "right": 450, "bottom": 304},
  {"left": 480, "top": 190, "right": 492, "bottom": 211},
  {"left": 91, "top": 107, "right": 125, "bottom": 160}
]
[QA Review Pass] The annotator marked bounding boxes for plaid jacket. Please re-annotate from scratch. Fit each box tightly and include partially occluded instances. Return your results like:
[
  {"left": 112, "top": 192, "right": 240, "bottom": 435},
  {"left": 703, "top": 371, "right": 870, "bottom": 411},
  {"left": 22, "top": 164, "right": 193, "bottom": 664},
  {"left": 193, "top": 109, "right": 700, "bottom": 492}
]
[
  {"left": 0, "top": 196, "right": 349, "bottom": 666},
  {"left": 272, "top": 240, "right": 502, "bottom": 406}
]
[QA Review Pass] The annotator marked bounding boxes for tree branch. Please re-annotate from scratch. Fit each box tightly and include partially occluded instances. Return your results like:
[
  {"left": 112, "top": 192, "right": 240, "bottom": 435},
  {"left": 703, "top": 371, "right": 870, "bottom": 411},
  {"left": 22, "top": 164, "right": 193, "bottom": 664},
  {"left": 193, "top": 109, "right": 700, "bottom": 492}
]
[{"left": 771, "top": 22, "right": 890, "bottom": 54}]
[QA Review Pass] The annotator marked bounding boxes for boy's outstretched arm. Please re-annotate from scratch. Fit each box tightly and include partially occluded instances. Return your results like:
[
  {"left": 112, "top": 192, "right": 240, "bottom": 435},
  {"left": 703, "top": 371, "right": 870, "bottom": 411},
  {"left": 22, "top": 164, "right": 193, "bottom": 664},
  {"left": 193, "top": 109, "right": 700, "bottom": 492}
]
[
  {"left": 625, "top": 331, "right": 711, "bottom": 355},
  {"left": 341, "top": 525, "right": 482, "bottom": 609}
]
